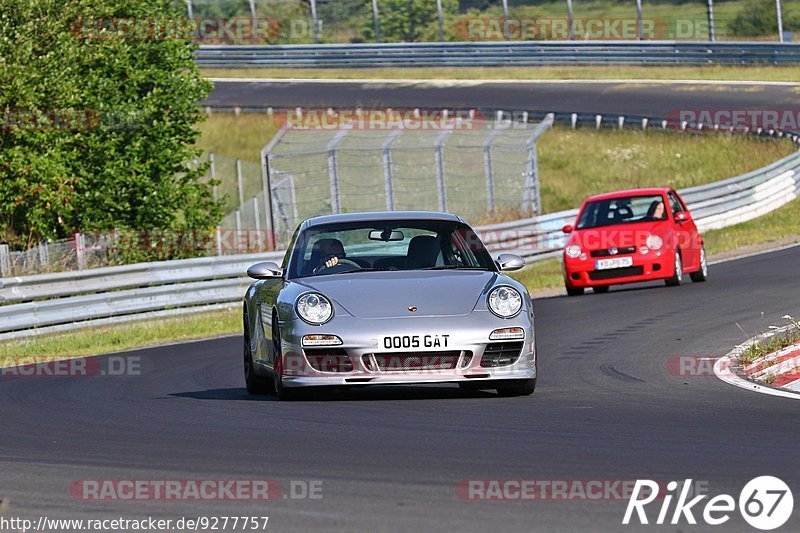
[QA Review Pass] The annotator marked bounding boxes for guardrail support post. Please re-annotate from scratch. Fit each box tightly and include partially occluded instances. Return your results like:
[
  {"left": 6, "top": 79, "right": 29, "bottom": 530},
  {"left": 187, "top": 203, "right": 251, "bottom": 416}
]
[
  {"left": 502, "top": 0, "right": 510, "bottom": 40},
  {"left": 248, "top": 0, "right": 257, "bottom": 44},
  {"left": 382, "top": 130, "right": 402, "bottom": 211},
  {"left": 75, "top": 233, "right": 85, "bottom": 270},
  {"left": 566, "top": 0, "right": 574, "bottom": 40},
  {"left": 253, "top": 197, "right": 262, "bottom": 251},
  {"left": 0, "top": 245, "right": 9, "bottom": 278},
  {"left": 236, "top": 159, "right": 245, "bottom": 209},
  {"left": 436, "top": 0, "right": 445, "bottom": 42},
  {"left": 309, "top": 0, "right": 320, "bottom": 44},
  {"left": 636, "top": 0, "right": 644, "bottom": 40},
  {"left": 707, "top": 0, "right": 716, "bottom": 41},
  {"left": 483, "top": 125, "right": 507, "bottom": 213},
  {"left": 371, "top": 0, "right": 381, "bottom": 43},
  {"left": 776, "top": 0, "right": 785, "bottom": 42},
  {"left": 434, "top": 130, "right": 450, "bottom": 212},
  {"left": 327, "top": 128, "right": 350, "bottom": 214}
]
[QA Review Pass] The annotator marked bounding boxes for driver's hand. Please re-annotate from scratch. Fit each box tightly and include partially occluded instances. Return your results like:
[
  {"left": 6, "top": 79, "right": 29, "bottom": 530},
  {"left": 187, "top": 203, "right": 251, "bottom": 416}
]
[{"left": 325, "top": 256, "right": 339, "bottom": 268}]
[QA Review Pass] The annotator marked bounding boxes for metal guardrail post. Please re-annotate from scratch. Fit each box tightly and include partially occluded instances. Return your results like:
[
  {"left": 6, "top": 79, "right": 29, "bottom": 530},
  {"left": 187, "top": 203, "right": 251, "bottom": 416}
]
[
  {"left": 0, "top": 244, "right": 9, "bottom": 278},
  {"left": 327, "top": 128, "right": 350, "bottom": 214},
  {"left": 636, "top": 0, "right": 644, "bottom": 40},
  {"left": 707, "top": 0, "right": 716, "bottom": 42},
  {"left": 310, "top": 0, "right": 319, "bottom": 44},
  {"left": 75, "top": 233, "right": 85, "bottom": 270},
  {"left": 434, "top": 130, "right": 450, "bottom": 212},
  {"left": 236, "top": 159, "right": 245, "bottom": 209},
  {"left": 382, "top": 129, "right": 402, "bottom": 211},
  {"left": 261, "top": 129, "right": 288, "bottom": 250},
  {"left": 566, "top": 0, "right": 574, "bottom": 40},
  {"left": 502, "top": 0, "right": 510, "bottom": 40},
  {"left": 248, "top": 0, "right": 257, "bottom": 44},
  {"left": 777, "top": 0, "right": 785, "bottom": 42},
  {"left": 483, "top": 126, "right": 506, "bottom": 212},
  {"left": 371, "top": 0, "right": 381, "bottom": 43},
  {"left": 213, "top": 184, "right": 222, "bottom": 256},
  {"left": 253, "top": 197, "right": 262, "bottom": 251},
  {"left": 436, "top": 0, "right": 445, "bottom": 42}
]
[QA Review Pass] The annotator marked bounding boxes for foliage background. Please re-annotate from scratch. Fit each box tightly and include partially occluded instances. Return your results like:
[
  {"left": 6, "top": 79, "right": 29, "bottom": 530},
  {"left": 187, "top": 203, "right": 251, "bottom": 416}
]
[{"left": 0, "top": 0, "right": 218, "bottom": 256}]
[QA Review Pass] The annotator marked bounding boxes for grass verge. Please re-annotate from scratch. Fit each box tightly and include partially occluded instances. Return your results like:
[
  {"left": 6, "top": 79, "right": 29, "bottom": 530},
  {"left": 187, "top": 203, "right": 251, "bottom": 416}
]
[
  {"left": 202, "top": 65, "right": 800, "bottom": 83},
  {"left": 0, "top": 308, "right": 240, "bottom": 365},
  {"left": 738, "top": 317, "right": 800, "bottom": 365}
]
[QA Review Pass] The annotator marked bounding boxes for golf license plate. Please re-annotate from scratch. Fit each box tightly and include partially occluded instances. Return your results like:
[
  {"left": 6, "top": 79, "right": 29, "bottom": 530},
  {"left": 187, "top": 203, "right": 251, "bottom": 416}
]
[{"left": 595, "top": 256, "right": 633, "bottom": 270}]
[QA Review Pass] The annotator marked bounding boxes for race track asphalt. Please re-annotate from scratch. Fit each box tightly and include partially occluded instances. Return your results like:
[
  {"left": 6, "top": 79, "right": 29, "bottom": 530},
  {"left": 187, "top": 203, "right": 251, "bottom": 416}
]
[
  {"left": 204, "top": 79, "right": 800, "bottom": 118},
  {"left": 2, "top": 245, "right": 800, "bottom": 532}
]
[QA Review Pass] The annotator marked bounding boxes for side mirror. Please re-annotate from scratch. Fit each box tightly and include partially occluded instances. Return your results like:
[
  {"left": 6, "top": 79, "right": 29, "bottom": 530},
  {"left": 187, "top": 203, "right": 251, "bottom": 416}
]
[
  {"left": 496, "top": 253, "right": 526, "bottom": 272},
  {"left": 247, "top": 261, "right": 283, "bottom": 280},
  {"left": 562, "top": 224, "right": 573, "bottom": 234},
  {"left": 675, "top": 211, "right": 690, "bottom": 223}
]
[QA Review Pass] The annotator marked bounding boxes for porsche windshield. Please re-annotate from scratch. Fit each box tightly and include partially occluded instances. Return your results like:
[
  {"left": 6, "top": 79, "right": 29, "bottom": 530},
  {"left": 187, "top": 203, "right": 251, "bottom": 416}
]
[
  {"left": 577, "top": 194, "right": 668, "bottom": 229},
  {"left": 288, "top": 220, "right": 495, "bottom": 278}
]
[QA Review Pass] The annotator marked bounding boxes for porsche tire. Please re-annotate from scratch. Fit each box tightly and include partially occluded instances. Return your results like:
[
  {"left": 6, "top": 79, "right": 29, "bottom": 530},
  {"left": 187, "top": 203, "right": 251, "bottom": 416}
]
[
  {"left": 272, "top": 324, "right": 299, "bottom": 401},
  {"left": 244, "top": 314, "right": 271, "bottom": 395}
]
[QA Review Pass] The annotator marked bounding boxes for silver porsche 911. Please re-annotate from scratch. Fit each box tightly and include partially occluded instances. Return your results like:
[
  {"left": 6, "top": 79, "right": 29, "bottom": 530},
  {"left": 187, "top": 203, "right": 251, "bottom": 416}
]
[{"left": 242, "top": 211, "right": 537, "bottom": 400}]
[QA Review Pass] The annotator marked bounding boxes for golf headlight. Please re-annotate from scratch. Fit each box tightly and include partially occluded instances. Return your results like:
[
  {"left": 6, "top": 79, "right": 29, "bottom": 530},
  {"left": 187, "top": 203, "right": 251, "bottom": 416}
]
[
  {"left": 565, "top": 244, "right": 582, "bottom": 258},
  {"left": 488, "top": 286, "right": 522, "bottom": 318},
  {"left": 296, "top": 293, "right": 333, "bottom": 325},
  {"left": 646, "top": 235, "right": 663, "bottom": 250}
]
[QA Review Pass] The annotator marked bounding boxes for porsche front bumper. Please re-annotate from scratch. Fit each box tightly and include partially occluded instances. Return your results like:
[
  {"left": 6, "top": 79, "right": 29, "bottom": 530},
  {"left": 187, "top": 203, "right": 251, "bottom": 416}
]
[{"left": 277, "top": 311, "right": 536, "bottom": 388}]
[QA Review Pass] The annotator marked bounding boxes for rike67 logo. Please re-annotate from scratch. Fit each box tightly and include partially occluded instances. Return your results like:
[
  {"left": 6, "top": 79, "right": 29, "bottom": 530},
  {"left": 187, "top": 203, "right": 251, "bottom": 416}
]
[{"left": 623, "top": 477, "right": 794, "bottom": 530}]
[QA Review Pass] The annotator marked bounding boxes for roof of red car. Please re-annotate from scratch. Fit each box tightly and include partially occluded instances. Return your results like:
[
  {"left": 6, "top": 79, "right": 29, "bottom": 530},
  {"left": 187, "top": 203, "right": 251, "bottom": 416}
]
[{"left": 584, "top": 188, "right": 672, "bottom": 202}]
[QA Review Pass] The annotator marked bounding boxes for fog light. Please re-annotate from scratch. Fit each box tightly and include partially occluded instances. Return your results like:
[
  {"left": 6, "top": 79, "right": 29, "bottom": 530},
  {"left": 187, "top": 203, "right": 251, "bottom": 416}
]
[
  {"left": 302, "top": 334, "right": 343, "bottom": 347},
  {"left": 490, "top": 327, "right": 525, "bottom": 340}
]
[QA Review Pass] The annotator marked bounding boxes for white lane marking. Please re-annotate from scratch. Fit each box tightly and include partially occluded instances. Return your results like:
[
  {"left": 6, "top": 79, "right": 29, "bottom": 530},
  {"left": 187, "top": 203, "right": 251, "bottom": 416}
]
[
  {"left": 209, "top": 78, "right": 800, "bottom": 87},
  {"left": 784, "top": 379, "right": 800, "bottom": 391}
]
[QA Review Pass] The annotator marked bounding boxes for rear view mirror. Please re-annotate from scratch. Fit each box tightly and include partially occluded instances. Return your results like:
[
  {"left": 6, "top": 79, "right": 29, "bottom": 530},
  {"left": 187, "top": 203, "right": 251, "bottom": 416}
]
[
  {"left": 496, "top": 253, "right": 526, "bottom": 272},
  {"left": 675, "top": 211, "right": 690, "bottom": 223},
  {"left": 369, "top": 229, "right": 404, "bottom": 241},
  {"left": 247, "top": 262, "right": 283, "bottom": 279},
  {"left": 562, "top": 224, "right": 573, "bottom": 234}
]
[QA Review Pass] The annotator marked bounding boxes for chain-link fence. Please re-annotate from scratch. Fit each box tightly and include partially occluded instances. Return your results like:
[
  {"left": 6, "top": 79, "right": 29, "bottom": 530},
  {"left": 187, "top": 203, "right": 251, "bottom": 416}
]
[
  {"left": 180, "top": 0, "right": 800, "bottom": 45},
  {"left": 242, "top": 112, "right": 555, "bottom": 247}
]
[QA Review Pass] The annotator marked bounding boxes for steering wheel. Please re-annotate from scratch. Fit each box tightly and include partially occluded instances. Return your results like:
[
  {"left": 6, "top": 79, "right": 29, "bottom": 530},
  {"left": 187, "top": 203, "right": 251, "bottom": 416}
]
[{"left": 313, "top": 257, "right": 361, "bottom": 274}]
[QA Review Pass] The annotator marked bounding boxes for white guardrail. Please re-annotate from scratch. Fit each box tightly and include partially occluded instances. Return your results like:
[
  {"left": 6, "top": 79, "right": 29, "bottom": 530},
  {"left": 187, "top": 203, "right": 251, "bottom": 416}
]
[{"left": 2, "top": 148, "right": 799, "bottom": 340}]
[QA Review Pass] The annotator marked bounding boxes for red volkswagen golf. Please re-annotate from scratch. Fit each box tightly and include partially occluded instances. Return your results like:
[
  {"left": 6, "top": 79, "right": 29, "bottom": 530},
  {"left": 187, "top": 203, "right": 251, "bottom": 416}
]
[{"left": 562, "top": 188, "right": 707, "bottom": 296}]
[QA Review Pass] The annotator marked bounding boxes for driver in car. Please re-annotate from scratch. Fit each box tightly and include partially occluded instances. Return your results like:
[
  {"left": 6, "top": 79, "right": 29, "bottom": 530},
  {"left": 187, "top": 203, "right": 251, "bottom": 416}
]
[{"left": 312, "top": 238, "right": 346, "bottom": 273}]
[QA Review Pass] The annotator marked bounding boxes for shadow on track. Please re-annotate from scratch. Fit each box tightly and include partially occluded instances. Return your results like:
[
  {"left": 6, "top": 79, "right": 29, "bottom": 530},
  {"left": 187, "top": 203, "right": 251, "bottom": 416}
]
[{"left": 169, "top": 385, "right": 500, "bottom": 402}]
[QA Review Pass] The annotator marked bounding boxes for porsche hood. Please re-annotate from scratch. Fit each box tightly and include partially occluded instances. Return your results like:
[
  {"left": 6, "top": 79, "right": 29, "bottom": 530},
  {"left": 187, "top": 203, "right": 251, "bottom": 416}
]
[{"left": 298, "top": 270, "right": 499, "bottom": 319}]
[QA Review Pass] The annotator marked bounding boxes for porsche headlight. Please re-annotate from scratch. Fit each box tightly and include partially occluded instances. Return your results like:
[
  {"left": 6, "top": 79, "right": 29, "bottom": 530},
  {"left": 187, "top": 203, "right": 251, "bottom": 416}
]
[
  {"left": 488, "top": 286, "right": 522, "bottom": 318},
  {"left": 646, "top": 235, "right": 663, "bottom": 250},
  {"left": 565, "top": 244, "right": 582, "bottom": 258},
  {"left": 296, "top": 293, "right": 333, "bottom": 325}
]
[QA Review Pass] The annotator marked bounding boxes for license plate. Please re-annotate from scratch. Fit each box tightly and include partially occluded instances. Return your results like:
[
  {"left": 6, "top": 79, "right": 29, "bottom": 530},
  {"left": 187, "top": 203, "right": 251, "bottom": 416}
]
[
  {"left": 595, "top": 256, "right": 633, "bottom": 270},
  {"left": 383, "top": 334, "right": 450, "bottom": 350}
]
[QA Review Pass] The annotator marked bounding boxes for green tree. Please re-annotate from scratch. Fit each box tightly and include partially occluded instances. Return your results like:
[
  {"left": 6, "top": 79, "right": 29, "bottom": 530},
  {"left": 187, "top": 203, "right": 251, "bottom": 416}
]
[
  {"left": 0, "top": 0, "right": 218, "bottom": 254},
  {"left": 730, "top": 0, "right": 800, "bottom": 37},
  {"left": 364, "top": 0, "right": 459, "bottom": 42}
]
